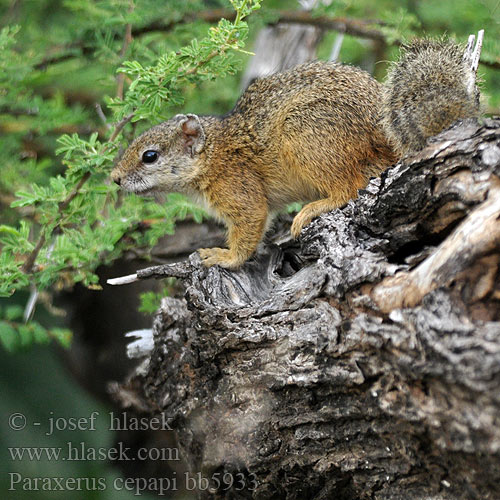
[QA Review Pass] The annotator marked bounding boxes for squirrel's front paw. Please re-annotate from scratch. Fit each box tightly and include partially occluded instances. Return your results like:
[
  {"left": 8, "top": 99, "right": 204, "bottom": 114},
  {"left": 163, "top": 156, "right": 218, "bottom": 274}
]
[{"left": 198, "top": 247, "right": 242, "bottom": 270}]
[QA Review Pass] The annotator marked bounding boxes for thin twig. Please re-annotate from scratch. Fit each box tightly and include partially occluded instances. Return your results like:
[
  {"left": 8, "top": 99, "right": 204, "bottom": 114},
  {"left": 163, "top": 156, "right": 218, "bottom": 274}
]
[
  {"left": 109, "top": 112, "right": 135, "bottom": 142},
  {"left": 185, "top": 50, "right": 223, "bottom": 76},
  {"left": 59, "top": 172, "right": 91, "bottom": 212},
  {"left": 21, "top": 233, "right": 46, "bottom": 273},
  {"left": 23, "top": 240, "right": 56, "bottom": 321},
  {"left": 95, "top": 103, "right": 111, "bottom": 129}
]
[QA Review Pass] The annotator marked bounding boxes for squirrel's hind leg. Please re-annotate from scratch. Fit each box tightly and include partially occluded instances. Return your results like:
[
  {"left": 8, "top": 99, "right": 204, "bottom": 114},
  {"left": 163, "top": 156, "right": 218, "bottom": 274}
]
[
  {"left": 290, "top": 171, "right": 364, "bottom": 238},
  {"left": 291, "top": 196, "right": 349, "bottom": 239}
]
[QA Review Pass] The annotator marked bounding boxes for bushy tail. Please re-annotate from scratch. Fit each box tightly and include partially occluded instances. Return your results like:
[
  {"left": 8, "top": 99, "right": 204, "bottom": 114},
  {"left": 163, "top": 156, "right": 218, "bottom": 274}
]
[{"left": 381, "top": 32, "right": 483, "bottom": 156}]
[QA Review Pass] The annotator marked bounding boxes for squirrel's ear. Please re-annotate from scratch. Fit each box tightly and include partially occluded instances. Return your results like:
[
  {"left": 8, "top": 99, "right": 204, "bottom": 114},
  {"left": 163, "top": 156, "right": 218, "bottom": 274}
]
[{"left": 176, "top": 114, "right": 206, "bottom": 156}]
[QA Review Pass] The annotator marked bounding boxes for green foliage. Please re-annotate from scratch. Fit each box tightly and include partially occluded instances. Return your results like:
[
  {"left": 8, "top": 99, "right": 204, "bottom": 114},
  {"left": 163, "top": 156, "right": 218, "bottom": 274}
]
[
  {"left": 138, "top": 279, "right": 176, "bottom": 314},
  {"left": 109, "top": 1, "right": 261, "bottom": 122},
  {"left": 138, "top": 291, "right": 164, "bottom": 315},
  {"left": 378, "top": 8, "right": 422, "bottom": 44},
  {"left": 0, "top": 304, "right": 72, "bottom": 352}
]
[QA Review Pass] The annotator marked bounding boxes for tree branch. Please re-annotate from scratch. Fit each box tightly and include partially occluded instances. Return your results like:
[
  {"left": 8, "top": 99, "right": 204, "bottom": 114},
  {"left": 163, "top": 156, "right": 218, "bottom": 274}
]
[{"left": 33, "top": 9, "right": 500, "bottom": 72}]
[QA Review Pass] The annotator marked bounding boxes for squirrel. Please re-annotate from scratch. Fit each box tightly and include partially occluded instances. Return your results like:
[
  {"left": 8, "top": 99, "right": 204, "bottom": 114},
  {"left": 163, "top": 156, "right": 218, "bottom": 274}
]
[{"left": 111, "top": 35, "right": 482, "bottom": 270}]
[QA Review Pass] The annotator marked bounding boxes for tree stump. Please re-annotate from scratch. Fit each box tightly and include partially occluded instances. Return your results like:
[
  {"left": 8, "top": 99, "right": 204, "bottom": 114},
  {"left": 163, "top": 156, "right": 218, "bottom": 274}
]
[{"left": 112, "top": 118, "right": 500, "bottom": 499}]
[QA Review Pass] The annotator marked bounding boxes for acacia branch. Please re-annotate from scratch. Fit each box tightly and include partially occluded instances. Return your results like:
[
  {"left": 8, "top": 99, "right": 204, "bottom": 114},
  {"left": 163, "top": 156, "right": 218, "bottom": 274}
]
[{"left": 20, "top": 113, "right": 134, "bottom": 275}]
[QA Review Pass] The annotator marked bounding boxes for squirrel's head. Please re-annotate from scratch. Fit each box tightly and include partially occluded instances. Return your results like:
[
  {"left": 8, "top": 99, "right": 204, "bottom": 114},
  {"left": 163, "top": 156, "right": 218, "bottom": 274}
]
[{"left": 111, "top": 113, "right": 206, "bottom": 195}]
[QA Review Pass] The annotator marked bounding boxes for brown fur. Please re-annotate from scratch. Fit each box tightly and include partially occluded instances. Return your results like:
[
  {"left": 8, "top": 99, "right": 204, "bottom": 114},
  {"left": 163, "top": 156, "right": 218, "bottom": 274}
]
[
  {"left": 112, "top": 43, "right": 479, "bottom": 269},
  {"left": 382, "top": 39, "right": 481, "bottom": 155}
]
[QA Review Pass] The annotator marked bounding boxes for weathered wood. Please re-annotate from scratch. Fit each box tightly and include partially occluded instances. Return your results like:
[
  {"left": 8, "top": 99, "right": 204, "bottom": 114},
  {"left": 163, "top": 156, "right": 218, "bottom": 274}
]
[{"left": 112, "top": 118, "right": 500, "bottom": 499}]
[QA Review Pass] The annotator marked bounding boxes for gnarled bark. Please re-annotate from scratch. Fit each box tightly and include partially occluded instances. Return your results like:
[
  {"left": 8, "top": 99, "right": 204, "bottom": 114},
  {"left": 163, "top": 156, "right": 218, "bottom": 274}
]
[{"left": 112, "top": 118, "right": 500, "bottom": 499}]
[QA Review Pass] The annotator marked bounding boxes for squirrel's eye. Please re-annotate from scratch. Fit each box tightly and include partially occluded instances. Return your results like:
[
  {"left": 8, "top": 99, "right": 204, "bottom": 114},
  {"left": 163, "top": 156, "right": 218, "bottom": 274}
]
[{"left": 142, "top": 150, "right": 159, "bottom": 164}]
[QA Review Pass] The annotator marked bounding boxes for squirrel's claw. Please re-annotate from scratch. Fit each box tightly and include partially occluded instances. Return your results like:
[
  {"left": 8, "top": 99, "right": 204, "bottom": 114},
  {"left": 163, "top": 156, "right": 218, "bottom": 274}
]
[{"left": 198, "top": 247, "right": 243, "bottom": 270}]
